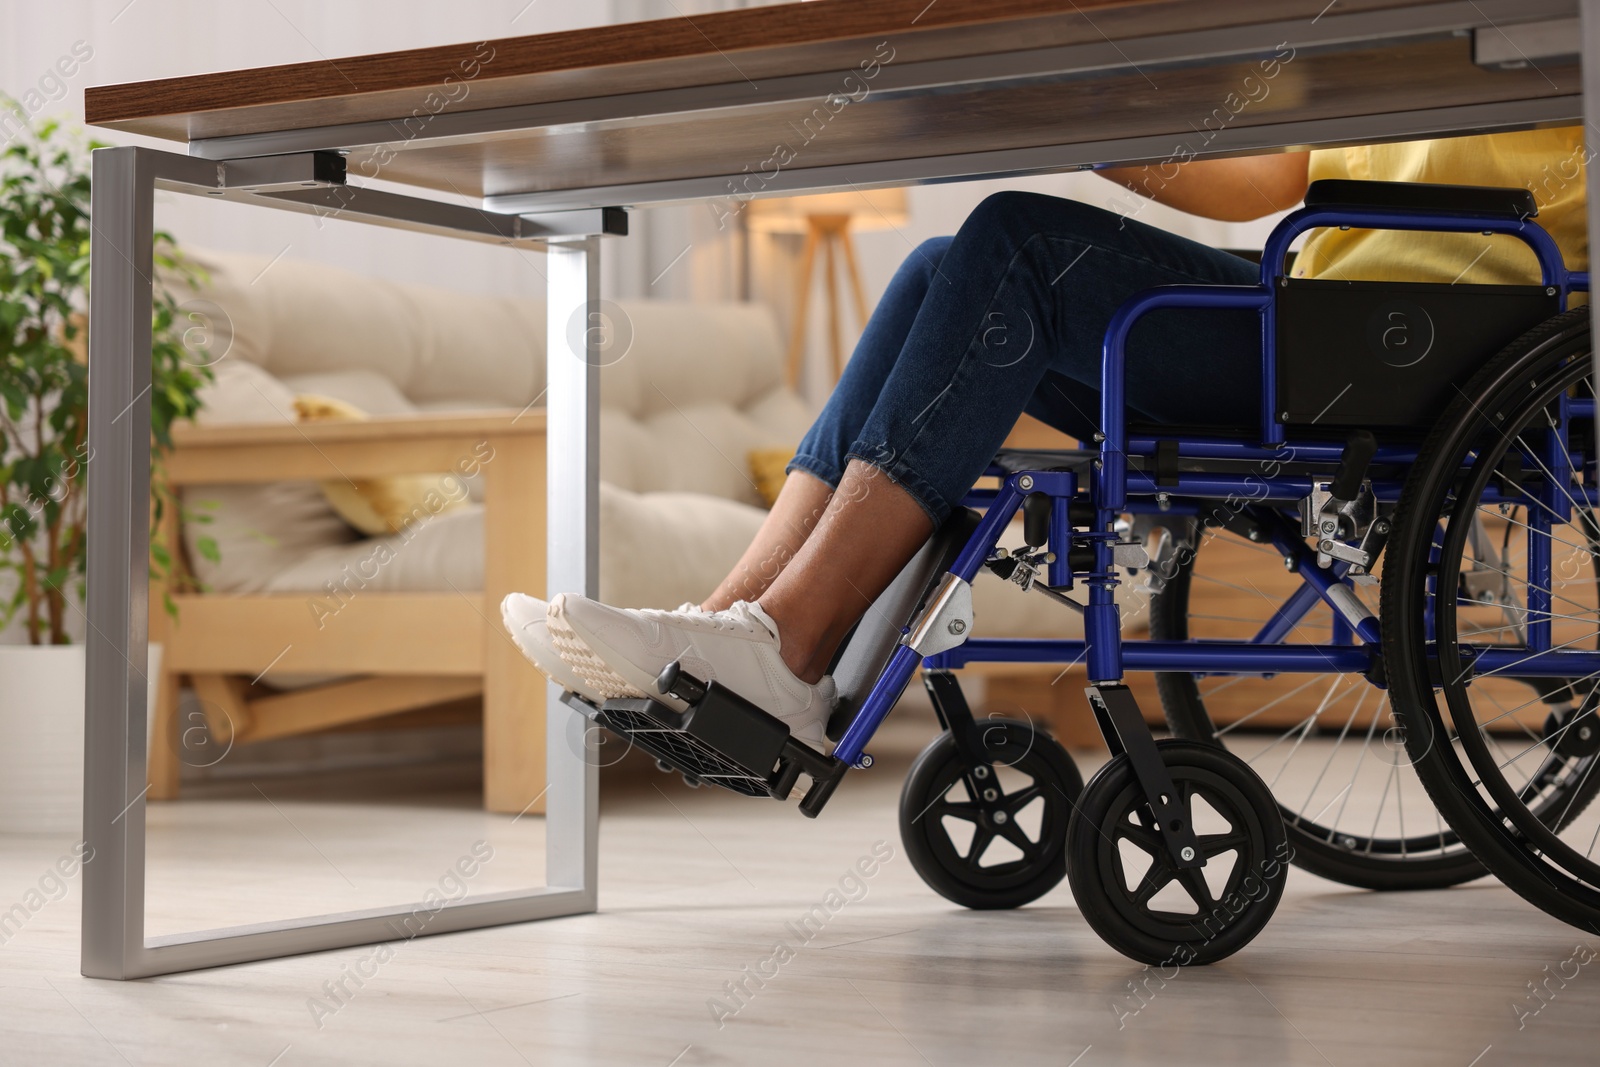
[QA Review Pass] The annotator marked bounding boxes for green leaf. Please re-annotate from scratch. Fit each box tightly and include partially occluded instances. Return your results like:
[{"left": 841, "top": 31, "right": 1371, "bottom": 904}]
[{"left": 0, "top": 108, "right": 211, "bottom": 634}]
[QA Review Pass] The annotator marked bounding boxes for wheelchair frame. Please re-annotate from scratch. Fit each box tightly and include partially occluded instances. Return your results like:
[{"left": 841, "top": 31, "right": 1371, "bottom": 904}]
[
  {"left": 577, "top": 187, "right": 1600, "bottom": 960},
  {"left": 808, "top": 198, "right": 1593, "bottom": 859}
]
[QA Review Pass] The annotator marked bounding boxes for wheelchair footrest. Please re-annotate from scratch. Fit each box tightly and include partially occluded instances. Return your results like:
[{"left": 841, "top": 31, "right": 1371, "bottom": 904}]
[{"left": 563, "top": 672, "right": 847, "bottom": 812}]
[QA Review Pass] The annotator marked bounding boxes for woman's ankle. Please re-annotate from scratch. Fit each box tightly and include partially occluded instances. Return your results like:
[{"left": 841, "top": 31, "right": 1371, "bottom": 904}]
[{"left": 757, "top": 598, "right": 829, "bottom": 684}]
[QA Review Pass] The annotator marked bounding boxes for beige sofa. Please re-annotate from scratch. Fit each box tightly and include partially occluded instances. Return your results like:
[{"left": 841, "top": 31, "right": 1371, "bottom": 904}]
[{"left": 156, "top": 251, "right": 1133, "bottom": 810}]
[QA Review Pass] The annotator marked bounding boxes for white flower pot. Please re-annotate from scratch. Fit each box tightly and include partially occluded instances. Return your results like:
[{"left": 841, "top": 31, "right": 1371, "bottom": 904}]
[{"left": 0, "top": 644, "right": 161, "bottom": 836}]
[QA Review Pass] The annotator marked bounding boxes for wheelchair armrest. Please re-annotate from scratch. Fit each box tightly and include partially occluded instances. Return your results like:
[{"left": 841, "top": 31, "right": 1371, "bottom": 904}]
[{"left": 1304, "top": 179, "right": 1537, "bottom": 220}]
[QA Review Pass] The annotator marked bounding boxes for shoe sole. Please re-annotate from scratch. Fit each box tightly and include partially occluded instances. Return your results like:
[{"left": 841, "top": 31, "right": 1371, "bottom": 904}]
[
  {"left": 499, "top": 597, "right": 605, "bottom": 704},
  {"left": 544, "top": 603, "right": 676, "bottom": 707}
]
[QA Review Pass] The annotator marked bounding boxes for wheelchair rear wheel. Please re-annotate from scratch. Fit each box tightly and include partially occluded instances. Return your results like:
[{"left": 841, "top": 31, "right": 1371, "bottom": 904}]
[
  {"left": 1384, "top": 307, "right": 1600, "bottom": 929},
  {"left": 899, "top": 719, "right": 1083, "bottom": 909},
  {"left": 1151, "top": 513, "right": 1487, "bottom": 890}
]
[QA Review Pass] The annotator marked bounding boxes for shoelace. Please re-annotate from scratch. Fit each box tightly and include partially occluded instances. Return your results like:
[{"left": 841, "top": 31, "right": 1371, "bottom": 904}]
[{"left": 642, "top": 601, "right": 768, "bottom": 636}]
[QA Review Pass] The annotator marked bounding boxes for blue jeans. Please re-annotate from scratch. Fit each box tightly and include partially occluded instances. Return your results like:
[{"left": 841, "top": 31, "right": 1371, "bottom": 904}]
[{"left": 789, "top": 191, "right": 1262, "bottom": 524}]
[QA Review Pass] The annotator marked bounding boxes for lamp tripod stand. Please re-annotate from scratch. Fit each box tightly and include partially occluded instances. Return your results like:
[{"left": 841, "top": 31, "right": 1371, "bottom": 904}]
[{"left": 785, "top": 213, "right": 870, "bottom": 388}]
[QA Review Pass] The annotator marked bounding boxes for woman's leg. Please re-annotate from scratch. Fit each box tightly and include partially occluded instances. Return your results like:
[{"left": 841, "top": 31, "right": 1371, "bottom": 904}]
[
  {"left": 547, "top": 192, "right": 1261, "bottom": 728},
  {"left": 701, "top": 236, "right": 954, "bottom": 612},
  {"left": 700, "top": 469, "right": 833, "bottom": 612},
  {"left": 760, "top": 459, "right": 935, "bottom": 681}
]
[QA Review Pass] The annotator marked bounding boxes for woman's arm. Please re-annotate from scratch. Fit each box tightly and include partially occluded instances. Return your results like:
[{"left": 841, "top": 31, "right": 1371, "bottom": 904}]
[{"left": 1097, "top": 152, "right": 1311, "bottom": 222}]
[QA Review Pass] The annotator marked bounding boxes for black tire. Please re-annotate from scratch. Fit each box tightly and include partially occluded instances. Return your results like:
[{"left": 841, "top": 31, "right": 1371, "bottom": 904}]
[
  {"left": 899, "top": 718, "right": 1084, "bottom": 909},
  {"left": 1066, "top": 739, "right": 1288, "bottom": 966},
  {"left": 1383, "top": 307, "right": 1600, "bottom": 930},
  {"left": 1152, "top": 524, "right": 1486, "bottom": 890}
]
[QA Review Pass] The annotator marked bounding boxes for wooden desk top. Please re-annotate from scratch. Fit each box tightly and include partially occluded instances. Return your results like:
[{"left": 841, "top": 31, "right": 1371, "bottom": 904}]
[{"left": 86, "top": 0, "right": 1580, "bottom": 211}]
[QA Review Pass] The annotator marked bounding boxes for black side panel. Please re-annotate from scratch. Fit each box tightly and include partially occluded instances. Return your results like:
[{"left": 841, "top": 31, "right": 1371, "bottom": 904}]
[
  {"left": 1276, "top": 278, "right": 1558, "bottom": 428},
  {"left": 826, "top": 508, "right": 983, "bottom": 741}
]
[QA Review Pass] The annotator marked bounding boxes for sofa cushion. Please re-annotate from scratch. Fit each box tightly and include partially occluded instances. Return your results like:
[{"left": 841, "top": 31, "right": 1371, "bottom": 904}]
[
  {"left": 181, "top": 361, "right": 360, "bottom": 594},
  {"left": 398, "top": 285, "right": 544, "bottom": 408},
  {"left": 743, "top": 386, "right": 817, "bottom": 444},
  {"left": 633, "top": 401, "right": 784, "bottom": 508},
  {"left": 258, "top": 483, "right": 768, "bottom": 610},
  {"left": 192, "top": 356, "right": 298, "bottom": 423},
  {"left": 292, "top": 394, "right": 470, "bottom": 536},
  {"left": 591, "top": 300, "right": 783, "bottom": 420},
  {"left": 183, "top": 250, "right": 547, "bottom": 410},
  {"left": 748, "top": 447, "right": 792, "bottom": 508},
  {"left": 280, "top": 370, "right": 417, "bottom": 416},
  {"left": 597, "top": 487, "right": 767, "bottom": 608},
  {"left": 266, "top": 506, "right": 487, "bottom": 600}
]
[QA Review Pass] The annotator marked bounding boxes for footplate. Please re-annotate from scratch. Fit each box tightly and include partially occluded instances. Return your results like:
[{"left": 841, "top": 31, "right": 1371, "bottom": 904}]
[{"left": 561, "top": 661, "right": 848, "bottom": 817}]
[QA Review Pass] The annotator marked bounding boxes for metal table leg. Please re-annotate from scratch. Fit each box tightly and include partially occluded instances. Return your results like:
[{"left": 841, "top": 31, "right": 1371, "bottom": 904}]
[
  {"left": 80, "top": 145, "right": 602, "bottom": 978},
  {"left": 81, "top": 144, "right": 161, "bottom": 981},
  {"left": 544, "top": 237, "right": 602, "bottom": 895}
]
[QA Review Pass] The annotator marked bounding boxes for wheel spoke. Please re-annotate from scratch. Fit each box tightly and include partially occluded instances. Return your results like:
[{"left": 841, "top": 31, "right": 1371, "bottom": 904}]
[
  {"left": 1513, "top": 434, "right": 1599, "bottom": 544},
  {"left": 1174, "top": 864, "right": 1215, "bottom": 910},
  {"left": 964, "top": 826, "right": 996, "bottom": 868},
  {"left": 1001, "top": 782, "right": 1044, "bottom": 814},
  {"left": 1294, "top": 688, "right": 1366, "bottom": 827},
  {"left": 1132, "top": 865, "right": 1174, "bottom": 907},
  {"left": 933, "top": 799, "right": 982, "bottom": 824},
  {"left": 1214, "top": 675, "right": 1331, "bottom": 737},
  {"left": 1197, "top": 831, "right": 1249, "bottom": 856},
  {"left": 1117, "top": 821, "right": 1163, "bottom": 857},
  {"left": 995, "top": 816, "right": 1041, "bottom": 858}
]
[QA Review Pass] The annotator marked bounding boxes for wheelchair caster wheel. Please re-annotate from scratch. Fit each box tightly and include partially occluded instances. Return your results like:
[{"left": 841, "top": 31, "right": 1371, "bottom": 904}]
[
  {"left": 1066, "top": 740, "right": 1287, "bottom": 966},
  {"left": 899, "top": 719, "right": 1084, "bottom": 910}
]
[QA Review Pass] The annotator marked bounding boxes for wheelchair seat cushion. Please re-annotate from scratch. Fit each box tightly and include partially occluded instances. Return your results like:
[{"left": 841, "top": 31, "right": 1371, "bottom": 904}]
[{"left": 990, "top": 450, "right": 1097, "bottom": 476}]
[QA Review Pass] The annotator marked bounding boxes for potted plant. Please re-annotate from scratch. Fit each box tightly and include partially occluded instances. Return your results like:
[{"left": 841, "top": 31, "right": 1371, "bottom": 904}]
[{"left": 0, "top": 103, "right": 212, "bottom": 834}]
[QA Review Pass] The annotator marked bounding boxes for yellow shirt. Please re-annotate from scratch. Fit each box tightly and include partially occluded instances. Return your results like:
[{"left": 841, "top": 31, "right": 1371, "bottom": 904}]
[{"left": 1295, "top": 127, "right": 1588, "bottom": 284}]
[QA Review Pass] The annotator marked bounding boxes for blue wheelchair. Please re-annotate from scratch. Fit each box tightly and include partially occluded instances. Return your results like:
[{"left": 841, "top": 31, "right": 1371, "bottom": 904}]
[{"left": 568, "top": 178, "right": 1600, "bottom": 964}]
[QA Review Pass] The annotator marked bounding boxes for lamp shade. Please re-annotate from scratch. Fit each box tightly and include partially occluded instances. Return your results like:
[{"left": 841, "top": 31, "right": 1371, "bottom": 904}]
[{"left": 746, "top": 187, "right": 909, "bottom": 233}]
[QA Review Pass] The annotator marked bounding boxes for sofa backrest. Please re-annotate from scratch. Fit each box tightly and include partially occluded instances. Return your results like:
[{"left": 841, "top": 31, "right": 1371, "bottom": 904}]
[{"left": 185, "top": 250, "right": 815, "bottom": 508}]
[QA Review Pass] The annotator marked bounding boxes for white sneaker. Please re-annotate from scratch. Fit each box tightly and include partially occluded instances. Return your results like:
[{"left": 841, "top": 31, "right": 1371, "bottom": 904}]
[
  {"left": 546, "top": 594, "right": 835, "bottom": 749},
  {"left": 500, "top": 593, "right": 607, "bottom": 706}
]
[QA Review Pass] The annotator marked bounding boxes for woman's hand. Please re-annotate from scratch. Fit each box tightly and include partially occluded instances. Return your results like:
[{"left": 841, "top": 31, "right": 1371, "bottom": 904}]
[{"left": 1097, "top": 152, "right": 1311, "bottom": 222}]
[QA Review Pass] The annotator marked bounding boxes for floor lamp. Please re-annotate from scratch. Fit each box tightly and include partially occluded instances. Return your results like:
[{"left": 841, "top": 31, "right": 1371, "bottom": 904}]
[{"left": 748, "top": 189, "right": 910, "bottom": 388}]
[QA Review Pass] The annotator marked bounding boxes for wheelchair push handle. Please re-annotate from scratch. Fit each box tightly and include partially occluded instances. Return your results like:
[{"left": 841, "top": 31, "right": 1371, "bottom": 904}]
[{"left": 1330, "top": 430, "right": 1378, "bottom": 501}]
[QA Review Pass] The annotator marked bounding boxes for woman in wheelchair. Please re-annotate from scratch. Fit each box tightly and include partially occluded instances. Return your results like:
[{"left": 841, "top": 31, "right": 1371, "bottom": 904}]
[
  {"left": 504, "top": 127, "right": 1600, "bottom": 963},
  {"left": 508, "top": 127, "right": 1586, "bottom": 744}
]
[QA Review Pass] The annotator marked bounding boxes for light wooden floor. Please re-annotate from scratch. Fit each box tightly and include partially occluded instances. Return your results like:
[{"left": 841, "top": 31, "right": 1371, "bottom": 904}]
[{"left": 5, "top": 710, "right": 1599, "bottom": 1067}]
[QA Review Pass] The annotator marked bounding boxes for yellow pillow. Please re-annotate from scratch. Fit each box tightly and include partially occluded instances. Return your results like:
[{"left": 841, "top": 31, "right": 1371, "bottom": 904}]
[
  {"left": 748, "top": 447, "right": 795, "bottom": 509},
  {"left": 293, "top": 394, "right": 467, "bottom": 536}
]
